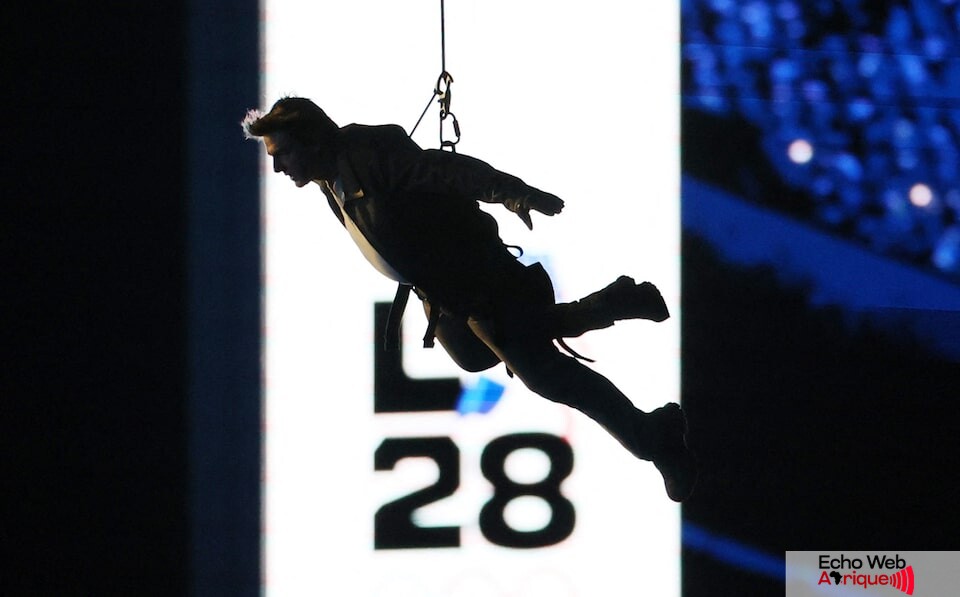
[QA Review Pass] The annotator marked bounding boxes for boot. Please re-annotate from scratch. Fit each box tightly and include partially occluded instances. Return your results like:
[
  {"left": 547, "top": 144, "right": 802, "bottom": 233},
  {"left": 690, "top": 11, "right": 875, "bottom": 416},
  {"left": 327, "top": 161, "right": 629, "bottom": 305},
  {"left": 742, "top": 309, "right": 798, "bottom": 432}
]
[
  {"left": 621, "top": 403, "right": 697, "bottom": 502},
  {"left": 643, "top": 403, "right": 698, "bottom": 502},
  {"left": 555, "top": 276, "right": 670, "bottom": 338}
]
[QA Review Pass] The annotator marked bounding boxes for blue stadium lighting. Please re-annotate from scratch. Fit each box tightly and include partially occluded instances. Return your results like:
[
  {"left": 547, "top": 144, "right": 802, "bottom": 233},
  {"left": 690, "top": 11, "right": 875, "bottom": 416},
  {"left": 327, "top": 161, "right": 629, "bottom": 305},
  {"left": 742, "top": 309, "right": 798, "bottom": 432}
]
[
  {"left": 923, "top": 35, "right": 947, "bottom": 60},
  {"left": 933, "top": 227, "right": 960, "bottom": 271},
  {"left": 787, "top": 139, "right": 813, "bottom": 164},
  {"left": 834, "top": 153, "right": 863, "bottom": 182},
  {"left": 909, "top": 183, "right": 933, "bottom": 208},
  {"left": 847, "top": 98, "right": 875, "bottom": 122},
  {"left": 897, "top": 149, "right": 920, "bottom": 171},
  {"left": 893, "top": 118, "right": 916, "bottom": 146},
  {"left": 946, "top": 189, "right": 960, "bottom": 212},
  {"left": 775, "top": 0, "right": 799, "bottom": 20},
  {"left": 857, "top": 52, "right": 882, "bottom": 78},
  {"left": 682, "top": 522, "right": 785, "bottom": 581}
]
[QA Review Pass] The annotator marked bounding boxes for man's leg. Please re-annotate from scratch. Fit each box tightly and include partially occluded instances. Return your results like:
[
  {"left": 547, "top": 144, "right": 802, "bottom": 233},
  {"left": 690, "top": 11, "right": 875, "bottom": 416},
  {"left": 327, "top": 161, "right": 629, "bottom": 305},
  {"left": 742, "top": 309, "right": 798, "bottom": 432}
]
[
  {"left": 465, "top": 314, "right": 696, "bottom": 501},
  {"left": 550, "top": 276, "right": 671, "bottom": 339}
]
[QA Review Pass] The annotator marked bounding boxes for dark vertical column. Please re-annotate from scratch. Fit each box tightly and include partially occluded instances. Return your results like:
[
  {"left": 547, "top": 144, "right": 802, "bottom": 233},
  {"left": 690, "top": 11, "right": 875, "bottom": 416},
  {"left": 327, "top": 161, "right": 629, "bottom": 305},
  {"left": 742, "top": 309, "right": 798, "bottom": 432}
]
[
  {"left": 9, "top": 4, "right": 194, "bottom": 594},
  {"left": 186, "top": 0, "right": 262, "bottom": 594}
]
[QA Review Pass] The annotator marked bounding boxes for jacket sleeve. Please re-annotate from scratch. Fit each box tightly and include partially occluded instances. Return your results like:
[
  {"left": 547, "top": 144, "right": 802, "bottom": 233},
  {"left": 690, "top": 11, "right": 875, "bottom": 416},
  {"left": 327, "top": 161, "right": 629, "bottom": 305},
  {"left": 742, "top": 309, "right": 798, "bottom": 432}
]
[{"left": 363, "top": 126, "right": 564, "bottom": 218}]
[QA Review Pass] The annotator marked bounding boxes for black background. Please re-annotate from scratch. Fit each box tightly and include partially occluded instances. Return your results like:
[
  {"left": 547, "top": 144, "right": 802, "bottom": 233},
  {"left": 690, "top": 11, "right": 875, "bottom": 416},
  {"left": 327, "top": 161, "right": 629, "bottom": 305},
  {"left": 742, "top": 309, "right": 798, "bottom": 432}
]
[
  {"left": 9, "top": 3, "right": 259, "bottom": 594},
  {"left": 11, "top": 4, "right": 190, "bottom": 594}
]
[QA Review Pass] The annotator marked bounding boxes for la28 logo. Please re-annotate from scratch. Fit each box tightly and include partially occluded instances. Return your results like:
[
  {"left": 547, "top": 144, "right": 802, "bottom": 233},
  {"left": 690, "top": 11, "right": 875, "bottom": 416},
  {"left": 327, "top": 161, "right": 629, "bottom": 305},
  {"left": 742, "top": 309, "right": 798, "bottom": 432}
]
[{"left": 372, "top": 302, "right": 576, "bottom": 550}]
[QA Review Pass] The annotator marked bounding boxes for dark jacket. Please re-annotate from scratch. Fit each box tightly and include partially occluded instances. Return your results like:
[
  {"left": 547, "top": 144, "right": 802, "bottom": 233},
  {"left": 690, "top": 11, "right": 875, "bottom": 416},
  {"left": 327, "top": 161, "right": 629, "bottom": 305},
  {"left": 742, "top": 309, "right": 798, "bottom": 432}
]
[{"left": 320, "top": 123, "right": 559, "bottom": 317}]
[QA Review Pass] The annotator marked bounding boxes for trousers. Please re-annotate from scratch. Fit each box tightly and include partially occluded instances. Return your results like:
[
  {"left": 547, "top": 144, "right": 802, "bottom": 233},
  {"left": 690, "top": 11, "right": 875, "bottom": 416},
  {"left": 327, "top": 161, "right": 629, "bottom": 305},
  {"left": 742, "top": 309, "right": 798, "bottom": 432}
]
[{"left": 420, "top": 265, "right": 655, "bottom": 459}]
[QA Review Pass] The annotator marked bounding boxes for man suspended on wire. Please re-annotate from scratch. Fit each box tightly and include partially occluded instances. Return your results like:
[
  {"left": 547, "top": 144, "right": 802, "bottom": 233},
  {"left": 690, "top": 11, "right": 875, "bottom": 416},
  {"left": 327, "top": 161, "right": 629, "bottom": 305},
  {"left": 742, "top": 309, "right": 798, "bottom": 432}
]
[{"left": 242, "top": 97, "right": 697, "bottom": 501}]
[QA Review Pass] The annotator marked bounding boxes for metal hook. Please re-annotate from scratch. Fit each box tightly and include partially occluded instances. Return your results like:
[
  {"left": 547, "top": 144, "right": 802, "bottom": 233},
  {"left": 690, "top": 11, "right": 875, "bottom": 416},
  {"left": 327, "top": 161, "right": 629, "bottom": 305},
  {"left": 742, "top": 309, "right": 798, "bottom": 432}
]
[
  {"left": 435, "top": 70, "right": 454, "bottom": 117},
  {"left": 440, "top": 110, "right": 460, "bottom": 151}
]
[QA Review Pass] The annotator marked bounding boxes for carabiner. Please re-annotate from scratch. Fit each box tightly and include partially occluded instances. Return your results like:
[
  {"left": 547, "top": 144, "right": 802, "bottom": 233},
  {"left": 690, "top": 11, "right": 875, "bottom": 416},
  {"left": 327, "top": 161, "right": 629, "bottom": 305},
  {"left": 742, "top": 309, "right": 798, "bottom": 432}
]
[
  {"left": 435, "top": 71, "right": 454, "bottom": 117},
  {"left": 440, "top": 110, "right": 460, "bottom": 151}
]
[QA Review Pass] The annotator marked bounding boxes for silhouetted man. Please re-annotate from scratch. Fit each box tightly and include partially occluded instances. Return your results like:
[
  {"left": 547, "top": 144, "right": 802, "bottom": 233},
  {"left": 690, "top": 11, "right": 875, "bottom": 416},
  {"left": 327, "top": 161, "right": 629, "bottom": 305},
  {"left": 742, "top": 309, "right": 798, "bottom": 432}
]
[{"left": 243, "top": 97, "right": 696, "bottom": 501}]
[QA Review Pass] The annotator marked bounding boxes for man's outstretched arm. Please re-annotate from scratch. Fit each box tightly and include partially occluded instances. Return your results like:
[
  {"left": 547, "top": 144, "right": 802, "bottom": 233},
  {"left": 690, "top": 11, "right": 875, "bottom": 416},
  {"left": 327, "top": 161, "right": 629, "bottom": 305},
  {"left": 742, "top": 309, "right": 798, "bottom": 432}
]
[
  {"left": 412, "top": 149, "right": 563, "bottom": 229},
  {"left": 367, "top": 126, "right": 564, "bottom": 229}
]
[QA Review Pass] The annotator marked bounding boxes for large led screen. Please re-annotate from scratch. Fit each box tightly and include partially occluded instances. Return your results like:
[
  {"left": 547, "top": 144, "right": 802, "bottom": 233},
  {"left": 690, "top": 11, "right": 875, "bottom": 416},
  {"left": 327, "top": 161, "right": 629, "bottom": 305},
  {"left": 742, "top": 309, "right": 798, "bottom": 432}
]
[{"left": 261, "top": 2, "right": 680, "bottom": 594}]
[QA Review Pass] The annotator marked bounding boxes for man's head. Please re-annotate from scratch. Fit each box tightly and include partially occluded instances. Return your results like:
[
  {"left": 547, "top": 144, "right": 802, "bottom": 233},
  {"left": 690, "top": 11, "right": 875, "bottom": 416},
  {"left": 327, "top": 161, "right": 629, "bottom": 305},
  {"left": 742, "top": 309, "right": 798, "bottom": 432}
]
[{"left": 242, "top": 97, "right": 339, "bottom": 186}]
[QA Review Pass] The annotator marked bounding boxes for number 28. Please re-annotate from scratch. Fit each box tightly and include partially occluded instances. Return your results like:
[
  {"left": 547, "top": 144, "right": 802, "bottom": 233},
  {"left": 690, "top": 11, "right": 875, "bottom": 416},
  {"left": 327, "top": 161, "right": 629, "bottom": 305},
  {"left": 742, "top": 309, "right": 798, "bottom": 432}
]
[{"left": 374, "top": 433, "right": 575, "bottom": 550}]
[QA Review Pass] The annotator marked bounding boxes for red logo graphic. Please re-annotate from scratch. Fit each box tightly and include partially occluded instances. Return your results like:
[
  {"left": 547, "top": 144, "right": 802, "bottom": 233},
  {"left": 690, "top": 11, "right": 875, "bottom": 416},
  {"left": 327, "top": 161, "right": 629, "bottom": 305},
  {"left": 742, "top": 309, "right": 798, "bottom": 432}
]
[
  {"left": 816, "top": 555, "right": 915, "bottom": 593},
  {"left": 890, "top": 565, "right": 914, "bottom": 595}
]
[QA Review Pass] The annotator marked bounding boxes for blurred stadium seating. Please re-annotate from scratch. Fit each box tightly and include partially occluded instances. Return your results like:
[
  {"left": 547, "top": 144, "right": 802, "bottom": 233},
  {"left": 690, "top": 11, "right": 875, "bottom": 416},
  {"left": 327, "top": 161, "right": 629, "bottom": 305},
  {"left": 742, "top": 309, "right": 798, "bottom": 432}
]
[{"left": 682, "top": 0, "right": 960, "bottom": 279}]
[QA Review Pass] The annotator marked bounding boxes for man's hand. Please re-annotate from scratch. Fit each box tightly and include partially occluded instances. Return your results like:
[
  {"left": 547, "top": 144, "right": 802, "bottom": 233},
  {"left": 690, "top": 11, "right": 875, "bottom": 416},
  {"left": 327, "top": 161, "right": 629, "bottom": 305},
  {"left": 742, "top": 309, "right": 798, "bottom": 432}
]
[{"left": 505, "top": 192, "right": 564, "bottom": 230}]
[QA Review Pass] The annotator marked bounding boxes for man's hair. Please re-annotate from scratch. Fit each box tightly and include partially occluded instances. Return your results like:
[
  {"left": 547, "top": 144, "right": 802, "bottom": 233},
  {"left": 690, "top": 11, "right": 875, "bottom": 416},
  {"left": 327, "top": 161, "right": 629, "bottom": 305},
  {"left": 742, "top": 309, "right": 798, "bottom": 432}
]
[{"left": 241, "top": 97, "right": 338, "bottom": 144}]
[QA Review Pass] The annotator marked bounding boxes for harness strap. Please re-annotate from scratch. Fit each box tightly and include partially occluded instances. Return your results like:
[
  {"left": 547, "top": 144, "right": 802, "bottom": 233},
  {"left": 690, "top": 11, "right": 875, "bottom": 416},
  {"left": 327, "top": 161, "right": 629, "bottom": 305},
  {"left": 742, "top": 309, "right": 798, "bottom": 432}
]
[
  {"left": 384, "top": 283, "right": 412, "bottom": 351},
  {"left": 423, "top": 302, "right": 441, "bottom": 348},
  {"left": 556, "top": 338, "right": 596, "bottom": 363}
]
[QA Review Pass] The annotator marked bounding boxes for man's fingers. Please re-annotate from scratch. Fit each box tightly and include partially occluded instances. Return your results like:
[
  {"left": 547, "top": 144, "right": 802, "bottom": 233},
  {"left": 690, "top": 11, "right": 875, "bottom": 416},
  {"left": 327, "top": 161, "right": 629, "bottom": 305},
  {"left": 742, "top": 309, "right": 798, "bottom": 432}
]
[{"left": 532, "top": 194, "right": 564, "bottom": 215}]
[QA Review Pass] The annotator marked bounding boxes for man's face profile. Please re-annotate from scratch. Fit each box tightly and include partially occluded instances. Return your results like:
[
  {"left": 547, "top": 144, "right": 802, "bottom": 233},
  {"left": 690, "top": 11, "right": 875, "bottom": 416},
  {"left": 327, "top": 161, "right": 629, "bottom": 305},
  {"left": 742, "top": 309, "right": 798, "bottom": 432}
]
[{"left": 264, "top": 131, "right": 315, "bottom": 188}]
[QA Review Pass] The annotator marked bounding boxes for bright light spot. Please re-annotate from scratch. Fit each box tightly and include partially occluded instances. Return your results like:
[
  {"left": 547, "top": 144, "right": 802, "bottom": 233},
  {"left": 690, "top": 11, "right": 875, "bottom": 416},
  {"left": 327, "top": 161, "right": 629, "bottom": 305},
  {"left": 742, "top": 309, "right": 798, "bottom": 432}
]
[
  {"left": 788, "top": 139, "right": 813, "bottom": 164},
  {"left": 909, "top": 183, "right": 933, "bottom": 207}
]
